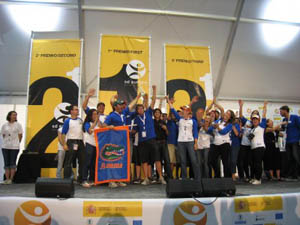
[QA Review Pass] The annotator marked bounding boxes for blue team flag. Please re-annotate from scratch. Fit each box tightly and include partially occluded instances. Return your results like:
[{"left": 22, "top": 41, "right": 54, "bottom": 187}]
[{"left": 94, "top": 126, "right": 130, "bottom": 184}]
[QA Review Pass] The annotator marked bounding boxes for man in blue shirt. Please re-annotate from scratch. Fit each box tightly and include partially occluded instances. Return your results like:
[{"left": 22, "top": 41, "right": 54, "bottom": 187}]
[
  {"left": 280, "top": 105, "right": 300, "bottom": 181},
  {"left": 103, "top": 93, "right": 141, "bottom": 127},
  {"left": 102, "top": 93, "right": 141, "bottom": 188},
  {"left": 134, "top": 85, "right": 166, "bottom": 185}
]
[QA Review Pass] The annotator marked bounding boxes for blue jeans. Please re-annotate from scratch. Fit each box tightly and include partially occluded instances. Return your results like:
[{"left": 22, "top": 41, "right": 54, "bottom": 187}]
[
  {"left": 56, "top": 150, "right": 65, "bottom": 178},
  {"left": 83, "top": 143, "right": 96, "bottom": 182},
  {"left": 230, "top": 145, "right": 240, "bottom": 174},
  {"left": 177, "top": 142, "right": 200, "bottom": 180},
  {"left": 2, "top": 149, "right": 19, "bottom": 169},
  {"left": 196, "top": 148, "right": 210, "bottom": 178}
]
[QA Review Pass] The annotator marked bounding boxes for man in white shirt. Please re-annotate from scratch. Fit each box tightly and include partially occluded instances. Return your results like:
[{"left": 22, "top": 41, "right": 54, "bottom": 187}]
[{"left": 61, "top": 105, "right": 84, "bottom": 183}]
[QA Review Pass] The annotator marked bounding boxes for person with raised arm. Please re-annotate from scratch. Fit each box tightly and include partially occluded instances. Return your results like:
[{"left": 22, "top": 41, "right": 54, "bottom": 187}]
[
  {"left": 82, "top": 88, "right": 106, "bottom": 123},
  {"left": 237, "top": 100, "right": 255, "bottom": 182},
  {"left": 166, "top": 96, "right": 200, "bottom": 180},
  {"left": 134, "top": 86, "right": 167, "bottom": 185},
  {"left": 102, "top": 92, "right": 142, "bottom": 188},
  {"left": 205, "top": 97, "right": 225, "bottom": 121},
  {"left": 207, "top": 105, "right": 235, "bottom": 178},
  {"left": 247, "top": 101, "right": 268, "bottom": 185}
]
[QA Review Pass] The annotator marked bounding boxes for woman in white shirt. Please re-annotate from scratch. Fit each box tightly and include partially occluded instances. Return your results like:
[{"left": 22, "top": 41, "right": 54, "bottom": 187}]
[
  {"left": 196, "top": 116, "right": 211, "bottom": 178},
  {"left": 82, "top": 109, "right": 100, "bottom": 188},
  {"left": 1, "top": 111, "right": 23, "bottom": 184},
  {"left": 208, "top": 109, "right": 235, "bottom": 178},
  {"left": 248, "top": 101, "right": 268, "bottom": 185}
]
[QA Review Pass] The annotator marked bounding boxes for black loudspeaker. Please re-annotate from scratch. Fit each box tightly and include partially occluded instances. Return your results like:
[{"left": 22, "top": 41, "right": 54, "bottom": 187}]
[
  {"left": 35, "top": 178, "right": 74, "bottom": 198},
  {"left": 201, "top": 178, "right": 236, "bottom": 197},
  {"left": 166, "top": 179, "right": 203, "bottom": 198}
]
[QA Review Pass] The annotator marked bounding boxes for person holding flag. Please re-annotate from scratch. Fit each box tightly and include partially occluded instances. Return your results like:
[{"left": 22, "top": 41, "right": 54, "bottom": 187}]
[{"left": 102, "top": 92, "right": 142, "bottom": 188}]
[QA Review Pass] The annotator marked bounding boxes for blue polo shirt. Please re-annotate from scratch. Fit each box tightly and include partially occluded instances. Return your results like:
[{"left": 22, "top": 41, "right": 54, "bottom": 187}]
[
  {"left": 167, "top": 119, "right": 178, "bottom": 145},
  {"left": 104, "top": 107, "right": 130, "bottom": 126},
  {"left": 230, "top": 123, "right": 241, "bottom": 147},
  {"left": 283, "top": 114, "right": 300, "bottom": 143},
  {"left": 134, "top": 107, "right": 156, "bottom": 143}
]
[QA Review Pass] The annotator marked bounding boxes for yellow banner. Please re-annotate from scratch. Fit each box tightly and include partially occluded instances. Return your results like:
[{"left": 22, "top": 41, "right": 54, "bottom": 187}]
[
  {"left": 83, "top": 201, "right": 143, "bottom": 217},
  {"left": 26, "top": 39, "right": 81, "bottom": 154},
  {"left": 165, "top": 44, "right": 213, "bottom": 114},
  {"left": 99, "top": 35, "right": 149, "bottom": 114},
  {"left": 234, "top": 196, "right": 283, "bottom": 213}
]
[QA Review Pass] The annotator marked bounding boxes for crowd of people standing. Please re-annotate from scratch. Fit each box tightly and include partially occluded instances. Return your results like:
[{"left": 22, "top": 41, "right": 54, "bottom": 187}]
[{"left": 1, "top": 87, "right": 300, "bottom": 188}]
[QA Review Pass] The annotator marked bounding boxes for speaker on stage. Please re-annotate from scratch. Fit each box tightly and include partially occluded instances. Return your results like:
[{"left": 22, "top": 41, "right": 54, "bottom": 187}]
[
  {"left": 201, "top": 178, "right": 236, "bottom": 197},
  {"left": 166, "top": 179, "right": 203, "bottom": 198},
  {"left": 35, "top": 177, "right": 74, "bottom": 198}
]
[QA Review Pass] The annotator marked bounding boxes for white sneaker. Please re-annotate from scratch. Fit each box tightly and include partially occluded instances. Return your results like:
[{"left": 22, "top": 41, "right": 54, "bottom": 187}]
[
  {"left": 159, "top": 177, "right": 167, "bottom": 185},
  {"left": 118, "top": 182, "right": 127, "bottom": 187},
  {"left": 249, "top": 179, "right": 255, "bottom": 184},
  {"left": 3, "top": 179, "right": 12, "bottom": 185},
  {"left": 252, "top": 179, "right": 261, "bottom": 185},
  {"left": 108, "top": 182, "right": 118, "bottom": 188},
  {"left": 141, "top": 178, "right": 150, "bottom": 185},
  {"left": 81, "top": 181, "right": 91, "bottom": 188}
]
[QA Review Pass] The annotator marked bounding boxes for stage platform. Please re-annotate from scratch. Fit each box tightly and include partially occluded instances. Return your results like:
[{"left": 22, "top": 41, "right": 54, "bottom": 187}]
[{"left": 1, "top": 180, "right": 300, "bottom": 225}]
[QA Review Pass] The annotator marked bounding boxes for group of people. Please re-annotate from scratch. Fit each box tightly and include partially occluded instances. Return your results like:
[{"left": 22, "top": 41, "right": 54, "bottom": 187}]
[{"left": 1, "top": 87, "right": 300, "bottom": 188}]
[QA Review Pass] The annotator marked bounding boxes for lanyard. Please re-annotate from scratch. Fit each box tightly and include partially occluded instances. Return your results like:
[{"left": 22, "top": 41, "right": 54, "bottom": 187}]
[
  {"left": 138, "top": 113, "right": 146, "bottom": 130},
  {"left": 115, "top": 112, "right": 124, "bottom": 125}
]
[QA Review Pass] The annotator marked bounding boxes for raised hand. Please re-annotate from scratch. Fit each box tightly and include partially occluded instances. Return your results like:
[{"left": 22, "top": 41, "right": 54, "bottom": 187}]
[{"left": 88, "top": 88, "right": 96, "bottom": 97}]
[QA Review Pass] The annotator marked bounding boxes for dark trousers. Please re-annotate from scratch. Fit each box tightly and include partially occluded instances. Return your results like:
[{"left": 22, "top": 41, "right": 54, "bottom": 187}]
[
  {"left": 286, "top": 142, "right": 300, "bottom": 178},
  {"left": 177, "top": 142, "right": 200, "bottom": 180},
  {"left": 249, "top": 147, "right": 264, "bottom": 180},
  {"left": 237, "top": 145, "right": 251, "bottom": 179},
  {"left": 157, "top": 140, "right": 173, "bottom": 179},
  {"left": 83, "top": 143, "right": 96, "bottom": 182},
  {"left": 64, "top": 139, "right": 85, "bottom": 182},
  {"left": 196, "top": 148, "right": 210, "bottom": 178},
  {"left": 210, "top": 143, "right": 231, "bottom": 178}
]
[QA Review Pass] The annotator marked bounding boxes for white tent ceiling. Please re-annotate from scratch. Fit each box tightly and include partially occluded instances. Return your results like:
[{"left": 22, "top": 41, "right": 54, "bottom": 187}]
[{"left": 0, "top": 0, "right": 299, "bottom": 103}]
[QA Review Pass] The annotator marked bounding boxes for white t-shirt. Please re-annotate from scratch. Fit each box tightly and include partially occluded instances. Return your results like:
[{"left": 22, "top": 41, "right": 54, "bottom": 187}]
[
  {"left": 197, "top": 128, "right": 210, "bottom": 149},
  {"left": 178, "top": 119, "right": 195, "bottom": 142},
  {"left": 250, "top": 126, "right": 265, "bottom": 149},
  {"left": 84, "top": 122, "right": 98, "bottom": 147},
  {"left": 62, "top": 118, "right": 83, "bottom": 140},
  {"left": 241, "top": 121, "right": 252, "bottom": 146},
  {"left": 1, "top": 121, "right": 23, "bottom": 150},
  {"left": 213, "top": 121, "right": 231, "bottom": 145},
  {"left": 99, "top": 114, "right": 107, "bottom": 124}
]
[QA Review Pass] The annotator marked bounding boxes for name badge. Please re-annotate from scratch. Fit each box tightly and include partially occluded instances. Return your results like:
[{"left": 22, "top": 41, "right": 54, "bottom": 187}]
[
  {"left": 73, "top": 144, "right": 78, "bottom": 151},
  {"left": 142, "top": 131, "right": 147, "bottom": 138}
]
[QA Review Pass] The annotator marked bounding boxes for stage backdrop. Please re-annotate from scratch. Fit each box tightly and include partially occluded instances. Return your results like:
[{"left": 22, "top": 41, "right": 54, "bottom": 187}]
[
  {"left": 94, "top": 126, "right": 130, "bottom": 184},
  {"left": 26, "top": 39, "right": 82, "bottom": 177},
  {"left": 98, "top": 35, "right": 150, "bottom": 114},
  {"left": 165, "top": 44, "right": 213, "bottom": 115}
]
